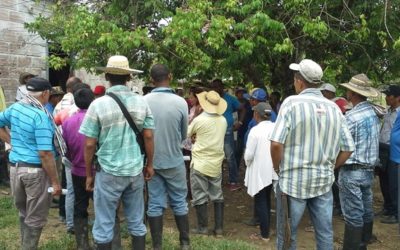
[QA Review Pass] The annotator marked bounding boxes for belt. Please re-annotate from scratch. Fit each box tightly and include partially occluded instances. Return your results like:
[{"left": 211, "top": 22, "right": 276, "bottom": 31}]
[
  {"left": 10, "top": 162, "right": 42, "bottom": 168},
  {"left": 342, "top": 164, "right": 373, "bottom": 170}
]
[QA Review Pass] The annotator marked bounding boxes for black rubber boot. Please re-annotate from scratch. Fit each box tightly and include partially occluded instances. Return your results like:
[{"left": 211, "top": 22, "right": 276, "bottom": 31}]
[
  {"left": 174, "top": 214, "right": 191, "bottom": 250},
  {"left": 342, "top": 223, "right": 362, "bottom": 250},
  {"left": 22, "top": 226, "right": 42, "bottom": 250},
  {"left": 74, "top": 217, "right": 92, "bottom": 250},
  {"left": 111, "top": 217, "right": 122, "bottom": 250},
  {"left": 192, "top": 203, "right": 208, "bottom": 235},
  {"left": 148, "top": 215, "right": 163, "bottom": 250},
  {"left": 19, "top": 217, "right": 26, "bottom": 245},
  {"left": 131, "top": 235, "right": 146, "bottom": 250},
  {"left": 95, "top": 242, "right": 112, "bottom": 250},
  {"left": 359, "top": 222, "right": 373, "bottom": 250},
  {"left": 213, "top": 202, "right": 224, "bottom": 237}
]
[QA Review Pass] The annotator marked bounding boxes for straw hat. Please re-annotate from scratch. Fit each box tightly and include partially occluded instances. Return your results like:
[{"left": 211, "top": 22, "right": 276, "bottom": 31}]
[
  {"left": 96, "top": 55, "right": 143, "bottom": 75},
  {"left": 340, "top": 74, "right": 380, "bottom": 98},
  {"left": 197, "top": 91, "right": 227, "bottom": 115}
]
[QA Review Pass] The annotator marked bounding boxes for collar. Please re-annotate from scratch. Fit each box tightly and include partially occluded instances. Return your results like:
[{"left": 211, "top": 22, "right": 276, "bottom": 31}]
[
  {"left": 351, "top": 101, "right": 370, "bottom": 110},
  {"left": 106, "top": 85, "right": 130, "bottom": 93},
  {"left": 151, "top": 87, "right": 175, "bottom": 93},
  {"left": 298, "top": 88, "right": 324, "bottom": 97}
]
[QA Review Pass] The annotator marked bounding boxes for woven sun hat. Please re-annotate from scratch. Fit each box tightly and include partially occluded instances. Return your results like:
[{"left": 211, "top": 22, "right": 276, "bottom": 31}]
[
  {"left": 289, "top": 59, "right": 323, "bottom": 84},
  {"left": 340, "top": 74, "right": 380, "bottom": 98},
  {"left": 96, "top": 55, "right": 143, "bottom": 75},
  {"left": 197, "top": 90, "right": 227, "bottom": 115}
]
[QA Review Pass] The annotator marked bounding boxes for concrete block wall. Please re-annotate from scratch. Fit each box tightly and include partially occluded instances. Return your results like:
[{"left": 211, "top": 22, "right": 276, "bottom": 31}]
[{"left": 0, "top": 0, "right": 49, "bottom": 105}]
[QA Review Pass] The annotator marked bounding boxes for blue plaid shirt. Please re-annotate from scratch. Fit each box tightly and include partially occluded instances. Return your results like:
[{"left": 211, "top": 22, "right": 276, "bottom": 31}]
[{"left": 344, "top": 101, "right": 380, "bottom": 167}]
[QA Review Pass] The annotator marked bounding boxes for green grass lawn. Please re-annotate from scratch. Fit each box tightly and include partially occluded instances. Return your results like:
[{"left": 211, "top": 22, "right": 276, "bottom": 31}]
[{"left": 0, "top": 195, "right": 259, "bottom": 249}]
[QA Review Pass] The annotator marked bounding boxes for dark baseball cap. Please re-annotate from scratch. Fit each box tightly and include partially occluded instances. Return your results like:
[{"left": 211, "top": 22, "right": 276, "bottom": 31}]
[
  {"left": 26, "top": 77, "right": 52, "bottom": 92},
  {"left": 382, "top": 85, "right": 400, "bottom": 97}
]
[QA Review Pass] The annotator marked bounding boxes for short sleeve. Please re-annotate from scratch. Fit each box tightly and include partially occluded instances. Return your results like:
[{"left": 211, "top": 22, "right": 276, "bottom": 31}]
[
  {"left": 79, "top": 103, "right": 100, "bottom": 138},
  {"left": 34, "top": 113, "right": 54, "bottom": 151},
  {"left": 143, "top": 104, "right": 155, "bottom": 129},
  {"left": 339, "top": 116, "right": 355, "bottom": 152},
  {"left": 0, "top": 107, "right": 11, "bottom": 127},
  {"left": 269, "top": 100, "right": 292, "bottom": 143}
]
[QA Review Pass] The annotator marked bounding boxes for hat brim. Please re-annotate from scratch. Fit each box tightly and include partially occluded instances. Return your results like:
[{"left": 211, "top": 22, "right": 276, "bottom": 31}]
[
  {"left": 197, "top": 92, "right": 227, "bottom": 115},
  {"left": 289, "top": 63, "right": 300, "bottom": 71},
  {"left": 340, "top": 83, "right": 380, "bottom": 98},
  {"left": 96, "top": 67, "right": 143, "bottom": 75}
]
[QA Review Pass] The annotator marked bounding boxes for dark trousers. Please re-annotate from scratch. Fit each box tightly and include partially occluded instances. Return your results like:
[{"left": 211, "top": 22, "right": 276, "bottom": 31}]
[
  {"left": 388, "top": 161, "right": 399, "bottom": 217},
  {"left": 379, "top": 144, "right": 393, "bottom": 211},
  {"left": 72, "top": 173, "right": 92, "bottom": 218},
  {"left": 332, "top": 169, "right": 341, "bottom": 209},
  {"left": 254, "top": 185, "right": 272, "bottom": 238},
  {"left": 59, "top": 165, "right": 66, "bottom": 218}
]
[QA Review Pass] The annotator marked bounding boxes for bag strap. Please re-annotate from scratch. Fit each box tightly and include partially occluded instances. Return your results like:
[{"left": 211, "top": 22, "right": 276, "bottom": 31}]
[{"left": 107, "top": 92, "right": 145, "bottom": 155}]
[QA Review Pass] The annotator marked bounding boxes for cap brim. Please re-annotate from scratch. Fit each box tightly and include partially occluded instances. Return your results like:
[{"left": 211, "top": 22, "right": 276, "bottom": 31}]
[
  {"left": 96, "top": 66, "right": 143, "bottom": 75},
  {"left": 289, "top": 63, "right": 300, "bottom": 71}
]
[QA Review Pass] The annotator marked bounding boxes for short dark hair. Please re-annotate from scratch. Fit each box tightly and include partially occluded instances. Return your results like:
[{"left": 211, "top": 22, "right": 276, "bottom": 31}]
[
  {"left": 105, "top": 73, "right": 131, "bottom": 86},
  {"left": 150, "top": 64, "right": 170, "bottom": 83},
  {"left": 72, "top": 82, "right": 91, "bottom": 94},
  {"left": 271, "top": 91, "right": 281, "bottom": 100},
  {"left": 74, "top": 88, "right": 95, "bottom": 109},
  {"left": 66, "top": 77, "right": 82, "bottom": 91}
]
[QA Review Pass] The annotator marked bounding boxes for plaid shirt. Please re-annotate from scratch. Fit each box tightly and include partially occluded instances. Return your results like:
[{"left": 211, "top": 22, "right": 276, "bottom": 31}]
[
  {"left": 344, "top": 101, "right": 380, "bottom": 167},
  {"left": 79, "top": 85, "right": 155, "bottom": 177},
  {"left": 270, "top": 88, "right": 355, "bottom": 199}
]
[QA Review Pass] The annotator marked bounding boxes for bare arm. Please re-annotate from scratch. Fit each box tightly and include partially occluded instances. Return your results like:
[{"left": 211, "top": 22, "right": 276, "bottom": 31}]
[
  {"left": 84, "top": 136, "right": 97, "bottom": 191},
  {"left": 335, "top": 151, "right": 353, "bottom": 169},
  {"left": 0, "top": 128, "right": 10, "bottom": 144},
  {"left": 143, "top": 128, "right": 154, "bottom": 181},
  {"left": 39, "top": 151, "right": 61, "bottom": 196},
  {"left": 271, "top": 141, "right": 284, "bottom": 174}
]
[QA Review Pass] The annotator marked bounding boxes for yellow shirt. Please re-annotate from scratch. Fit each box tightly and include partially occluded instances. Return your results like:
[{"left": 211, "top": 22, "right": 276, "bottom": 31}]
[{"left": 188, "top": 112, "right": 227, "bottom": 177}]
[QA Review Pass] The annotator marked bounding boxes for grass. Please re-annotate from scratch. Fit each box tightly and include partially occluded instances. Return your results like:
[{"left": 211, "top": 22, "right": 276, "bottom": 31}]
[{"left": 0, "top": 195, "right": 258, "bottom": 249}]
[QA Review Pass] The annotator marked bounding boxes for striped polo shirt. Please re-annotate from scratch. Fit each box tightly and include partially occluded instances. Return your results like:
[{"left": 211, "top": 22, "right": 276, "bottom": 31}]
[
  {"left": 344, "top": 101, "right": 380, "bottom": 167},
  {"left": 269, "top": 88, "right": 355, "bottom": 199},
  {"left": 0, "top": 102, "right": 55, "bottom": 164},
  {"left": 79, "top": 85, "right": 155, "bottom": 177}
]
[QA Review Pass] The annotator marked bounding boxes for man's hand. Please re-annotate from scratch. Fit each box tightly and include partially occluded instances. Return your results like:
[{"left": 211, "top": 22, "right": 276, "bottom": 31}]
[
  {"left": 144, "top": 165, "right": 154, "bottom": 181},
  {"left": 51, "top": 183, "right": 62, "bottom": 196},
  {"left": 86, "top": 176, "right": 94, "bottom": 192},
  {"left": 233, "top": 121, "right": 242, "bottom": 131}
]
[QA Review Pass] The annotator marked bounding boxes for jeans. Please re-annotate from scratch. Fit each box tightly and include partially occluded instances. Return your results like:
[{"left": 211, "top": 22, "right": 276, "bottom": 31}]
[
  {"left": 147, "top": 165, "right": 188, "bottom": 217},
  {"left": 254, "top": 185, "right": 272, "bottom": 238},
  {"left": 339, "top": 168, "right": 374, "bottom": 227},
  {"left": 224, "top": 127, "right": 238, "bottom": 183},
  {"left": 388, "top": 161, "right": 399, "bottom": 218},
  {"left": 93, "top": 170, "right": 146, "bottom": 243},
  {"left": 72, "top": 174, "right": 92, "bottom": 218},
  {"left": 276, "top": 184, "right": 333, "bottom": 250},
  {"left": 65, "top": 165, "right": 74, "bottom": 230}
]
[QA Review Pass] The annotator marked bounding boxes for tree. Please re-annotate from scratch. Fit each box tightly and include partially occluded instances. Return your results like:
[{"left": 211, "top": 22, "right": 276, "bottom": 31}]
[{"left": 26, "top": 0, "right": 400, "bottom": 95}]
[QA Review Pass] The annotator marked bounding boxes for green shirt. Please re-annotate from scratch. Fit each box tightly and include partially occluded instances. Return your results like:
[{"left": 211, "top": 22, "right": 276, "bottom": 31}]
[{"left": 79, "top": 85, "right": 155, "bottom": 176}]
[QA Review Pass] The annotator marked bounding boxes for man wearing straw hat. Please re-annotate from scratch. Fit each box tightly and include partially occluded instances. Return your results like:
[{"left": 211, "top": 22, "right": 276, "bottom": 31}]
[
  {"left": 338, "top": 74, "right": 381, "bottom": 250},
  {"left": 270, "top": 59, "right": 355, "bottom": 250},
  {"left": 188, "top": 90, "right": 227, "bottom": 237},
  {"left": 80, "top": 55, "right": 155, "bottom": 249}
]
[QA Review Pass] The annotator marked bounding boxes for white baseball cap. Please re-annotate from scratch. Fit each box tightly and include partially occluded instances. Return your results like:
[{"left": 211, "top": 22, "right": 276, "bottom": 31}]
[
  {"left": 289, "top": 59, "right": 323, "bottom": 84},
  {"left": 319, "top": 83, "right": 336, "bottom": 93}
]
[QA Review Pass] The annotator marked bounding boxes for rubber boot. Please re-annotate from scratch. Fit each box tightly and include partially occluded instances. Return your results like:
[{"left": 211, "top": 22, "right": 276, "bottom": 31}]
[
  {"left": 22, "top": 226, "right": 42, "bottom": 250},
  {"left": 342, "top": 223, "right": 362, "bottom": 250},
  {"left": 359, "top": 222, "right": 373, "bottom": 250},
  {"left": 111, "top": 217, "right": 122, "bottom": 250},
  {"left": 131, "top": 235, "right": 146, "bottom": 250},
  {"left": 213, "top": 202, "right": 224, "bottom": 237},
  {"left": 74, "top": 217, "right": 92, "bottom": 250},
  {"left": 95, "top": 242, "right": 112, "bottom": 250},
  {"left": 192, "top": 203, "right": 208, "bottom": 235},
  {"left": 174, "top": 214, "right": 191, "bottom": 250},
  {"left": 148, "top": 215, "right": 163, "bottom": 250},
  {"left": 19, "top": 217, "right": 26, "bottom": 245}
]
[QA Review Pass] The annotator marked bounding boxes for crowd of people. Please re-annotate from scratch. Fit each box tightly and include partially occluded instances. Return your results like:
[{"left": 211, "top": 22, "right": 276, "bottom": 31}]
[{"left": 0, "top": 55, "right": 399, "bottom": 250}]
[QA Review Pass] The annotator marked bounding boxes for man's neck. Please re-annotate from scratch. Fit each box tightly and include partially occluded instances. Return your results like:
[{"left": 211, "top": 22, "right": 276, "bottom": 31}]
[
  {"left": 391, "top": 102, "right": 400, "bottom": 111},
  {"left": 155, "top": 81, "right": 170, "bottom": 88}
]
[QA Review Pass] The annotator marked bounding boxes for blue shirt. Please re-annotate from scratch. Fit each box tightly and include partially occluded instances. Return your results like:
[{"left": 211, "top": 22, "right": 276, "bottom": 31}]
[
  {"left": 222, "top": 93, "right": 240, "bottom": 128},
  {"left": 0, "top": 102, "right": 55, "bottom": 164},
  {"left": 144, "top": 87, "right": 189, "bottom": 170},
  {"left": 390, "top": 111, "right": 400, "bottom": 164},
  {"left": 44, "top": 103, "right": 54, "bottom": 114},
  {"left": 344, "top": 101, "right": 380, "bottom": 167}
]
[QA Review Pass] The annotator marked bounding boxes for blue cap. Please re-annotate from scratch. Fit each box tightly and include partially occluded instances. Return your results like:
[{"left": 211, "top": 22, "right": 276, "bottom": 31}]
[{"left": 245, "top": 89, "right": 267, "bottom": 101}]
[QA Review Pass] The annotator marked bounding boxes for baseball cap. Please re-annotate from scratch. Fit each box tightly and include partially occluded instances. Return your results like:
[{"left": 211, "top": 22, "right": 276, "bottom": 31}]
[
  {"left": 26, "top": 77, "right": 52, "bottom": 92},
  {"left": 289, "top": 59, "right": 323, "bottom": 84},
  {"left": 319, "top": 83, "right": 336, "bottom": 93},
  {"left": 93, "top": 85, "right": 106, "bottom": 95},
  {"left": 244, "top": 88, "right": 267, "bottom": 101},
  {"left": 252, "top": 102, "right": 273, "bottom": 118},
  {"left": 382, "top": 85, "right": 400, "bottom": 97}
]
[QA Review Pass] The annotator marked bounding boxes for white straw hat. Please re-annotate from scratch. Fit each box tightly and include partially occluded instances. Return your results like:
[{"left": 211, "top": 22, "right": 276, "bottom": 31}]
[{"left": 96, "top": 55, "right": 143, "bottom": 75}]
